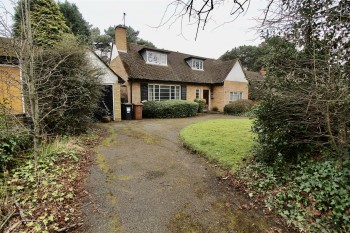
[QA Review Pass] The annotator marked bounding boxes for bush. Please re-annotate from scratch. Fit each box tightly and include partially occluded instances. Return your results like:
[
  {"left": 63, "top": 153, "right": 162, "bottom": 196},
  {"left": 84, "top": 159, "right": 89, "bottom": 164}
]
[
  {"left": 224, "top": 99, "right": 254, "bottom": 115},
  {"left": 38, "top": 35, "right": 103, "bottom": 135},
  {"left": 0, "top": 115, "right": 31, "bottom": 169},
  {"left": 194, "top": 98, "right": 206, "bottom": 113},
  {"left": 143, "top": 100, "right": 198, "bottom": 118}
]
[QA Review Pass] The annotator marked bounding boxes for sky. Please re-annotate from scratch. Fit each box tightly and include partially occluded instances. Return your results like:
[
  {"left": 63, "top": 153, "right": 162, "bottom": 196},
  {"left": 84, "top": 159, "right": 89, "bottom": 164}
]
[{"left": 1, "top": 0, "right": 268, "bottom": 59}]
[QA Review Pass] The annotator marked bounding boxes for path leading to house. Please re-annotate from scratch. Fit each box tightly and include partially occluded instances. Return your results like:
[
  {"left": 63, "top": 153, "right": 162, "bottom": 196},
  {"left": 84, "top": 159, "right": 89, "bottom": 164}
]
[{"left": 80, "top": 115, "right": 292, "bottom": 233}]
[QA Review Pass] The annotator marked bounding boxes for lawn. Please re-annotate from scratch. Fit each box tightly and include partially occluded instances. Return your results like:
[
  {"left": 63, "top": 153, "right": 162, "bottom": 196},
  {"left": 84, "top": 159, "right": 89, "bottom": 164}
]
[{"left": 180, "top": 118, "right": 254, "bottom": 170}]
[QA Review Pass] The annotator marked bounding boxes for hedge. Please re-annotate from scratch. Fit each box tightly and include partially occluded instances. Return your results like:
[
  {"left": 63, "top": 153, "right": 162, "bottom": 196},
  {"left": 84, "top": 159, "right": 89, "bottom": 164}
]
[
  {"left": 143, "top": 100, "right": 199, "bottom": 118},
  {"left": 224, "top": 99, "right": 254, "bottom": 115}
]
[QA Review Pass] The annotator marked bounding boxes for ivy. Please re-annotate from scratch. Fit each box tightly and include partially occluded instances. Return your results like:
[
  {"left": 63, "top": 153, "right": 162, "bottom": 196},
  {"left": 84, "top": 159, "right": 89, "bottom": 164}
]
[{"left": 235, "top": 156, "right": 350, "bottom": 232}]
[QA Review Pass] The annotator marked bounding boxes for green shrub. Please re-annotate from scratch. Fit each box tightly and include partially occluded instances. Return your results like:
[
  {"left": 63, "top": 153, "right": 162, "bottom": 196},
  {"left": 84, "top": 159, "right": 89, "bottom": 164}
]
[
  {"left": 0, "top": 115, "right": 31, "bottom": 169},
  {"left": 224, "top": 99, "right": 254, "bottom": 115},
  {"left": 143, "top": 100, "right": 198, "bottom": 118},
  {"left": 194, "top": 98, "right": 206, "bottom": 113},
  {"left": 39, "top": 36, "right": 103, "bottom": 135}
]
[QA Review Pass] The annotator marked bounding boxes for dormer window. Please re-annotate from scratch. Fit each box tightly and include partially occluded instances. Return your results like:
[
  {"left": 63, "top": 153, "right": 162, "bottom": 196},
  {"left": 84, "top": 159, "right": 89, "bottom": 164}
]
[
  {"left": 146, "top": 51, "right": 167, "bottom": 66},
  {"left": 192, "top": 59, "right": 203, "bottom": 70}
]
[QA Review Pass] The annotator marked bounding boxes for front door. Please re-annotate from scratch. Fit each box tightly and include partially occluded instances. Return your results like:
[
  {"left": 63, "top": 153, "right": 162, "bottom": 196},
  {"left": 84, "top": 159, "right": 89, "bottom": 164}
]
[{"left": 203, "top": 90, "right": 209, "bottom": 109}]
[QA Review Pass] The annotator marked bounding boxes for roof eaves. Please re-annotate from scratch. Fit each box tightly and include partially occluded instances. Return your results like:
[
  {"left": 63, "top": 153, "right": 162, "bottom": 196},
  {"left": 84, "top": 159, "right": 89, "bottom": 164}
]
[{"left": 138, "top": 47, "right": 171, "bottom": 54}]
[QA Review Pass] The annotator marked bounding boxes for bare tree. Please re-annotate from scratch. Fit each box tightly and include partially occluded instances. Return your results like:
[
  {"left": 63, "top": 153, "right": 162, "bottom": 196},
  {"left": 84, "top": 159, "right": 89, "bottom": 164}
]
[{"left": 160, "top": 0, "right": 255, "bottom": 39}]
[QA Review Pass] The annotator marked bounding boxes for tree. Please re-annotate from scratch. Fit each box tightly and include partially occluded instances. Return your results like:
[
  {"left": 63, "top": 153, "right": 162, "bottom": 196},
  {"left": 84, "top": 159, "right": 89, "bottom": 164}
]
[
  {"left": 220, "top": 45, "right": 263, "bottom": 71},
  {"left": 58, "top": 0, "right": 91, "bottom": 41},
  {"left": 92, "top": 25, "right": 156, "bottom": 62},
  {"left": 13, "top": 0, "right": 70, "bottom": 47},
  {"left": 253, "top": 0, "right": 350, "bottom": 163},
  {"left": 103, "top": 25, "right": 156, "bottom": 47},
  {"left": 162, "top": 0, "right": 252, "bottom": 39}
]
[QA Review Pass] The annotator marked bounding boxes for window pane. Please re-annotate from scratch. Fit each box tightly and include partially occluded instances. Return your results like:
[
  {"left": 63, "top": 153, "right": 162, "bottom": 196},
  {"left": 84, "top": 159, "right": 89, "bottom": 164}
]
[
  {"left": 148, "top": 85, "right": 154, "bottom": 101},
  {"left": 230, "top": 91, "right": 243, "bottom": 101},
  {"left": 148, "top": 84, "right": 181, "bottom": 101}
]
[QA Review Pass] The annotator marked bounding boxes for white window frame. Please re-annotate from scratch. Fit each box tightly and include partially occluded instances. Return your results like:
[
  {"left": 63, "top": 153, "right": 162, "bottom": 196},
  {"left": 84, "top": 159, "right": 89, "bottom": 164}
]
[
  {"left": 229, "top": 91, "right": 243, "bottom": 101},
  {"left": 146, "top": 51, "right": 167, "bottom": 66},
  {"left": 148, "top": 84, "right": 181, "bottom": 101},
  {"left": 191, "top": 59, "right": 203, "bottom": 70},
  {"left": 195, "top": 89, "right": 201, "bottom": 99}
]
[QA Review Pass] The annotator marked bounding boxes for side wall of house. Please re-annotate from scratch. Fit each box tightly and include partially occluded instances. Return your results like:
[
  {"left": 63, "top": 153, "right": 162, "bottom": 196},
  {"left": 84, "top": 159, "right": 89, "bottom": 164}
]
[
  {"left": 223, "top": 81, "right": 249, "bottom": 107},
  {"left": 110, "top": 56, "right": 129, "bottom": 103},
  {"left": 131, "top": 81, "right": 141, "bottom": 104},
  {"left": 113, "top": 83, "right": 121, "bottom": 121},
  {"left": 211, "top": 85, "right": 225, "bottom": 111},
  {"left": 0, "top": 65, "right": 24, "bottom": 114}
]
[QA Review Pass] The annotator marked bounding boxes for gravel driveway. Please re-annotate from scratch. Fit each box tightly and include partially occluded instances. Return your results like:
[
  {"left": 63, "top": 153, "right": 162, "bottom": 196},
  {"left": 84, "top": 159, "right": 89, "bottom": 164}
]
[{"left": 79, "top": 114, "right": 290, "bottom": 233}]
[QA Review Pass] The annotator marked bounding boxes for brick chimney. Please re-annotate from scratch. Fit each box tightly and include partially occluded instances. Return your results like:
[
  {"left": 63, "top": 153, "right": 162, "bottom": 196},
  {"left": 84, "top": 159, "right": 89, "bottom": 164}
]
[{"left": 115, "top": 25, "right": 127, "bottom": 52}]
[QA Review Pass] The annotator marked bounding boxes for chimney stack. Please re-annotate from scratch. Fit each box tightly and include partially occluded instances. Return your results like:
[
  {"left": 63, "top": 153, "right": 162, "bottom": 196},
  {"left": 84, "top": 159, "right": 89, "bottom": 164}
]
[{"left": 115, "top": 25, "right": 127, "bottom": 52}]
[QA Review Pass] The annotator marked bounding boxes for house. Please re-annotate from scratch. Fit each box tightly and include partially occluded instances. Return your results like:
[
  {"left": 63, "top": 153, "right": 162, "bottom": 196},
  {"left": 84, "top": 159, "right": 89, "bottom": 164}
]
[
  {"left": 109, "top": 25, "right": 249, "bottom": 112},
  {"left": 88, "top": 51, "right": 124, "bottom": 121},
  {"left": 0, "top": 37, "right": 24, "bottom": 115}
]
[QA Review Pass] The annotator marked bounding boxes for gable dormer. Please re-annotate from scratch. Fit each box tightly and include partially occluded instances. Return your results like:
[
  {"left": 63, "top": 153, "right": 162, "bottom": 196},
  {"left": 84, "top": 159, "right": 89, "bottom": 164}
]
[
  {"left": 139, "top": 48, "right": 170, "bottom": 66},
  {"left": 185, "top": 56, "right": 206, "bottom": 71}
]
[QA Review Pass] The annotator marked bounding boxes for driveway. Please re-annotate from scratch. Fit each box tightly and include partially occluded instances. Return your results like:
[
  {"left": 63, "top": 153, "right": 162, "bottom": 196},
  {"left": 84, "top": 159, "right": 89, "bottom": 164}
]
[{"left": 80, "top": 114, "right": 290, "bottom": 233}]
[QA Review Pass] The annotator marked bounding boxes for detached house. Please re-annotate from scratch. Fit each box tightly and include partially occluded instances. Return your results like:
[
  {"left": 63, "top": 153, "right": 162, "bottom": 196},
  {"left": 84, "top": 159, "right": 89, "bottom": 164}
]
[{"left": 110, "top": 25, "right": 248, "bottom": 112}]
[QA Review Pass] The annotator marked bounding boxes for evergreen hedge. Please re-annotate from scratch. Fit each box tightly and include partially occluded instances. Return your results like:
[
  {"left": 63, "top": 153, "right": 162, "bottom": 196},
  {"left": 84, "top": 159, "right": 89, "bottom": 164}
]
[
  {"left": 224, "top": 100, "right": 254, "bottom": 115},
  {"left": 143, "top": 100, "right": 198, "bottom": 118}
]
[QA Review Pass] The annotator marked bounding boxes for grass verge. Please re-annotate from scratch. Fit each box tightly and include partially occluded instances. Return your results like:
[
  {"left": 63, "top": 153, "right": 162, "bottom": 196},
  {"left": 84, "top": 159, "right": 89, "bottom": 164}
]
[{"left": 180, "top": 118, "right": 254, "bottom": 170}]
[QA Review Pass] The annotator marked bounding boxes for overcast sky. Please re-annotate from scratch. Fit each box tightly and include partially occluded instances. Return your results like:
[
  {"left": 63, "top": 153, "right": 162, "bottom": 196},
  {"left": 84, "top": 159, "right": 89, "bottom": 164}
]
[{"left": 1, "top": 0, "right": 268, "bottom": 59}]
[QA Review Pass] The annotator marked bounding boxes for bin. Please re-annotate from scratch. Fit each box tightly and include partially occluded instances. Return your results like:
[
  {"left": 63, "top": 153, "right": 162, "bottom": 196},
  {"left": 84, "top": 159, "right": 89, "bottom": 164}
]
[
  {"left": 121, "top": 103, "right": 133, "bottom": 120},
  {"left": 133, "top": 103, "right": 143, "bottom": 120}
]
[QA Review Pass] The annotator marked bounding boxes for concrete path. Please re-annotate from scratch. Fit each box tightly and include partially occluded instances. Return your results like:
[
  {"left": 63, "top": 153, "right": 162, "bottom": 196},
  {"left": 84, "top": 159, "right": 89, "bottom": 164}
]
[{"left": 80, "top": 115, "right": 289, "bottom": 233}]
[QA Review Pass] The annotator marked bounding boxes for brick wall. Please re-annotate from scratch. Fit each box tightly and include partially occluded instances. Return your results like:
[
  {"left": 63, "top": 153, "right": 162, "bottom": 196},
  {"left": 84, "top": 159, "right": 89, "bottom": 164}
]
[
  {"left": 131, "top": 81, "right": 141, "bottom": 104},
  {"left": 211, "top": 85, "right": 225, "bottom": 111},
  {"left": 113, "top": 83, "right": 121, "bottom": 121},
  {"left": 0, "top": 65, "right": 24, "bottom": 114},
  {"left": 115, "top": 26, "right": 127, "bottom": 52},
  {"left": 211, "top": 81, "right": 249, "bottom": 111}
]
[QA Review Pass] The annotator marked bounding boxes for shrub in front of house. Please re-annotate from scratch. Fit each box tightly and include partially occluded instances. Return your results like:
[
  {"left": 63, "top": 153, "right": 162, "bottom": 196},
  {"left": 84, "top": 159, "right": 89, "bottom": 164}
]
[
  {"left": 224, "top": 99, "right": 254, "bottom": 115},
  {"left": 194, "top": 98, "right": 206, "bottom": 113},
  {"left": 143, "top": 100, "right": 199, "bottom": 118}
]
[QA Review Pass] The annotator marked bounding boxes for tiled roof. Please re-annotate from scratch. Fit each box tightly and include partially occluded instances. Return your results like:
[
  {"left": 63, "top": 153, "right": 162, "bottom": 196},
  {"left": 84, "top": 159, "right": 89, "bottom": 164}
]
[
  {"left": 118, "top": 43, "right": 238, "bottom": 84},
  {"left": 245, "top": 70, "right": 264, "bottom": 81}
]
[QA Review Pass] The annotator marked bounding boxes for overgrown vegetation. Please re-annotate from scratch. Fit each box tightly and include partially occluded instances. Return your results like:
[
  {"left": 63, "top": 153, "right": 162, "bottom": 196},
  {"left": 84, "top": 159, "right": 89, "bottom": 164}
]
[
  {"left": 0, "top": 114, "right": 31, "bottom": 169},
  {"left": 143, "top": 100, "right": 199, "bottom": 118},
  {"left": 224, "top": 100, "right": 254, "bottom": 115},
  {"left": 180, "top": 119, "right": 254, "bottom": 170},
  {"left": 234, "top": 156, "right": 350, "bottom": 232},
  {"left": 0, "top": 132, "right": 99, "bottom": 232},
  {"left": 38, "top": 35, "right": 103, "bottom": 135},
  {"left": 1, "top": 0, "right": 104, "bottom": 231}
]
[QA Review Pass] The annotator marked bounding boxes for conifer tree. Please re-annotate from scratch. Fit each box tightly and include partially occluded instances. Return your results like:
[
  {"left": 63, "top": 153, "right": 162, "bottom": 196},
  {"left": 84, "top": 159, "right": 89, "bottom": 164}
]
[
  {"left": 13, "top": 0, "right": 70, "bottom": 47},
  {"left": 58, "top": 1, "right": 90, "bottom": 41}
]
